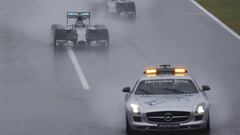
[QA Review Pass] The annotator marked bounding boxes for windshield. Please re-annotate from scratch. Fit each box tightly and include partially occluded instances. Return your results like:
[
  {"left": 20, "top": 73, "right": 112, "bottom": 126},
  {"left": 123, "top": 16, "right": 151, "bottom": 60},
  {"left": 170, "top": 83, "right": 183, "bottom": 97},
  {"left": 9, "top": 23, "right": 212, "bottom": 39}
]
[{"left": 135, "top": 79, "right": 198, "bottom": 95}]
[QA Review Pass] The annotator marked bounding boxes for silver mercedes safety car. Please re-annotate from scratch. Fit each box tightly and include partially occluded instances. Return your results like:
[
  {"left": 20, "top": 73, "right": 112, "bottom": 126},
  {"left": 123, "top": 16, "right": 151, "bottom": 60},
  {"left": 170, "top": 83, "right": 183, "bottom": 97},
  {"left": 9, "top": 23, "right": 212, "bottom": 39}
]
[{"left": 122, "top": 65, "right": 211, "bottom": 134}]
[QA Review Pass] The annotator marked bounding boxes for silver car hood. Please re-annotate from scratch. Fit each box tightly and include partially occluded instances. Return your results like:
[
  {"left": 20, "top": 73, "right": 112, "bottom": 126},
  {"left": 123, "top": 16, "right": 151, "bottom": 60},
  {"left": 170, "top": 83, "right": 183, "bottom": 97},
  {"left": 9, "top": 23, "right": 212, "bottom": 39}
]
[{"left": 134, "top": 94, "right": 200, "bottom": 110}]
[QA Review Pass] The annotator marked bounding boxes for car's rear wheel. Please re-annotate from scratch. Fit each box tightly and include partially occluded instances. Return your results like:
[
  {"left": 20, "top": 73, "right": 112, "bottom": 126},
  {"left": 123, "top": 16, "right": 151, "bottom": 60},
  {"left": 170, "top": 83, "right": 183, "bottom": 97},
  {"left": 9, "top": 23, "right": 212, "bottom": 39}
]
[
  {"left": 53, "top": 39, "right": 57, "bottom": 47},
  {"left": 78, "top": 41, "right": 86, "bottom": 48},
  {"left": 104, "top": 31, "right": 110, "bottom": 48},
  {"left": 53, "top": 32, "right": 57, "bottom": 47},
  {"left": 102, "top": 40, "right": 109, "bottom": 49}
]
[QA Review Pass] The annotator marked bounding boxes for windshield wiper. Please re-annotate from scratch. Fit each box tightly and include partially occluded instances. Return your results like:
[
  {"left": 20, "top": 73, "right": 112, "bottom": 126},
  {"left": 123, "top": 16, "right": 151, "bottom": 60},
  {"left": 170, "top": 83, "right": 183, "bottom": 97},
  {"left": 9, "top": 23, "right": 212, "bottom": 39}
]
[{"left": 162, "top": 88, "right": 185, "bottom": 94}]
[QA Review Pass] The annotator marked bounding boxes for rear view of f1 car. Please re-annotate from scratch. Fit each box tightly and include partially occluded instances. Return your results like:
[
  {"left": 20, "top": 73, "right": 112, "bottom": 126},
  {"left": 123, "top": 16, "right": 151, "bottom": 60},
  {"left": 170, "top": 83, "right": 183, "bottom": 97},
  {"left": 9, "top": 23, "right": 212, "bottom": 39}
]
[
  {"left": 51, "top": 12, "right": 110, "bottom": 48},
  {"left": 115, "top": 0, "right": 136, "bottom": 19},
  {"left": 91, "top": 0, "right": 136, "bottom": 20}
]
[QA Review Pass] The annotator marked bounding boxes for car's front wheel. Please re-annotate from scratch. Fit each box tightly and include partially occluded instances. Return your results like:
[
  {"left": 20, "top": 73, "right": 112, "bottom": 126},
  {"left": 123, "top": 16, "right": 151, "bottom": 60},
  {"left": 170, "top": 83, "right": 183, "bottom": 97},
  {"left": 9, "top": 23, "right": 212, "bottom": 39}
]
[
  {"left": 201, "top": 114, "right": 210, "bottom": 133},
  {"left": 126, "top": 115, "right": 137, "bottom": 135},
  {"left": 205, "top": 115, "right": 210, "bottom": 132}
]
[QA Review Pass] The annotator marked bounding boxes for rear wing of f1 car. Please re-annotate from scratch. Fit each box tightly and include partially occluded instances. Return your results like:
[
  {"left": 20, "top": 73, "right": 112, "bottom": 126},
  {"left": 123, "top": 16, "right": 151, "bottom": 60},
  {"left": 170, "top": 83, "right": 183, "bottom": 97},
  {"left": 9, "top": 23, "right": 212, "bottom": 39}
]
[{"left": 66, "top": 11, "right": 91, "bottom": 26}]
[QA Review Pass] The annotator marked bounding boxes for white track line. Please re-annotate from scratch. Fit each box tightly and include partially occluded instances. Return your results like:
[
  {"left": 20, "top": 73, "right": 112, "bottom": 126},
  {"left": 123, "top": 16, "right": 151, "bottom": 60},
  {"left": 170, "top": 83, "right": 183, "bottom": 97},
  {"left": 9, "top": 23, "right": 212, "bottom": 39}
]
[
  {"left": 67, "top": 47, "right": 90, "bottom": 90},
  {"left": 190, "top": 0, "right": 240, "bottom": 41}
]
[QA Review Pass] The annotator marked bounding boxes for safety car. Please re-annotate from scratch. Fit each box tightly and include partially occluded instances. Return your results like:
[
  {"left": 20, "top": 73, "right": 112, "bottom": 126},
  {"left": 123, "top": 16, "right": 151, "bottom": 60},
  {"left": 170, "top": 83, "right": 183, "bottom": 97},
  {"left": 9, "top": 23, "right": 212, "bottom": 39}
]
[{"left": 122, "top": 65, "right": 211, "bottom": 134}]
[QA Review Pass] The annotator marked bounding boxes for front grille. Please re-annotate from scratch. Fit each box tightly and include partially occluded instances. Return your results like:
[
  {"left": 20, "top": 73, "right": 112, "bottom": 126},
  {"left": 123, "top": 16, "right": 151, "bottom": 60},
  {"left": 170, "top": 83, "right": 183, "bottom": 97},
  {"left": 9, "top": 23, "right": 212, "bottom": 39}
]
[{"left": 146, "top": 111, "right": 190, "bottom": 123}]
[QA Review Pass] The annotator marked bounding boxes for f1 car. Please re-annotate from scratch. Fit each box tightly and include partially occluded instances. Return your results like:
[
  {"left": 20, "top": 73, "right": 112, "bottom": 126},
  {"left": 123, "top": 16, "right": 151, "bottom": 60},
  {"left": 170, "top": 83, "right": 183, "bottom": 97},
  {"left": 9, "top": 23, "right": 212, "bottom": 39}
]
[
  {"left": 91, "top": 0, "right": 136, "bottom": 20},
  {"left": 122, "top": 65, "right": 211, "bottom": 135},
  {"left": 51, "top": 12, "right": 109, "bottom": 48},
  {"left": 115, "top": 0, "right": 136, "bottom": 19}
]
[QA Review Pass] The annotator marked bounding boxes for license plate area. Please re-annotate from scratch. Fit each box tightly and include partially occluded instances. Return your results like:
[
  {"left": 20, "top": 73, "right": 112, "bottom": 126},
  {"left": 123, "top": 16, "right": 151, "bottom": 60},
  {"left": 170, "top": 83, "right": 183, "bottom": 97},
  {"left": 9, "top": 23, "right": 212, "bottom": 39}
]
[{"left": 158, "top": 124, "right": 180, "bottom": 129}]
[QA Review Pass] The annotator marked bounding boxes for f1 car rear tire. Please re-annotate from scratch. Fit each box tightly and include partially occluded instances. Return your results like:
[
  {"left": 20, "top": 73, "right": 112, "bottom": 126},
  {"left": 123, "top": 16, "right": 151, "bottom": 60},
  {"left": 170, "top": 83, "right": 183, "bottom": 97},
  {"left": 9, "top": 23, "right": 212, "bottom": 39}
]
[
  {"left": 102, "top": 40, "right": 109, "bottom": 49},
  {"left": 78, "top": 41, "right": 86, "bottom": 48},
  {"left": 53, "top": 38, "right": 58, "bottom": 47}
]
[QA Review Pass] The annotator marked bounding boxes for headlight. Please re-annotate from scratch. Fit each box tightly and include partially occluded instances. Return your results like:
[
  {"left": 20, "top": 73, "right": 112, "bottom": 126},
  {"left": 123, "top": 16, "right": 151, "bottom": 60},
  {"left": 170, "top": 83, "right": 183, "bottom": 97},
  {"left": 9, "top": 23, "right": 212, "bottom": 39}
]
[
  {"left": 196, "top": 104, "right": 205, "bottom": 114},
  {"left": 130, "top": 103, "right": 140, "bottom": 114}
]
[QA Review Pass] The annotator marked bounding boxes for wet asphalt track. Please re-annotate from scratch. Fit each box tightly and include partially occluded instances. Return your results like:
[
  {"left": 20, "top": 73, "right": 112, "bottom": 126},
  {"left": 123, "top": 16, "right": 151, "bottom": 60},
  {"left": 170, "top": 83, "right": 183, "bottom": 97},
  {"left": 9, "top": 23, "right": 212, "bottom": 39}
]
[{"left": 1, "top": 0, "right": 240, "bottom": 135}]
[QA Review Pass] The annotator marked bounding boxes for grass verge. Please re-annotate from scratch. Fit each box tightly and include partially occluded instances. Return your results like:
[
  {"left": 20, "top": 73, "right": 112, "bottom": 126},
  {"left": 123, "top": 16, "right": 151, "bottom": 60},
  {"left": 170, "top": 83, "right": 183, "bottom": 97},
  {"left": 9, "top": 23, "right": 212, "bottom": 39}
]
[{"left": 196, "top": 0, "right": 240, "bottom": 34}]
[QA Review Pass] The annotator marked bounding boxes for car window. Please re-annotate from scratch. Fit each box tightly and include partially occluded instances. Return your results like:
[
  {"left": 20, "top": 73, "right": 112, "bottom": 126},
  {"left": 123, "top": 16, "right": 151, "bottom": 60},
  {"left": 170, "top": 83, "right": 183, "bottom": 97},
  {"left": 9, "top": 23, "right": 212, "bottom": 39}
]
[{"left": 135, "top": 79, "right": 198, "bottom": 95}]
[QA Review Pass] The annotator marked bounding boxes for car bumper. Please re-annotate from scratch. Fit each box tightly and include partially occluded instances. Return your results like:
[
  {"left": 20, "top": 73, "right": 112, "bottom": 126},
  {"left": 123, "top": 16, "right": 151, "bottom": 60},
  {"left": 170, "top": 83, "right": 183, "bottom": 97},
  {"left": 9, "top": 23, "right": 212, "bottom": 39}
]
[
  {"left": 130, "top": 120, "right": 207, "bottom": 131},
  {"left": 127, "top": 112, "right": 209, "bottom": 131}
]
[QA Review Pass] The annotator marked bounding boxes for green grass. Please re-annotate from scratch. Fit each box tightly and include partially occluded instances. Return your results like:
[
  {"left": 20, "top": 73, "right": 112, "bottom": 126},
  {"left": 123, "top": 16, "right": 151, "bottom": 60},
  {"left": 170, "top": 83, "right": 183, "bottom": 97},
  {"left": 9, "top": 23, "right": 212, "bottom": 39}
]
[{"left": 197, "top": 0, "right": 240, "bottom": 34}]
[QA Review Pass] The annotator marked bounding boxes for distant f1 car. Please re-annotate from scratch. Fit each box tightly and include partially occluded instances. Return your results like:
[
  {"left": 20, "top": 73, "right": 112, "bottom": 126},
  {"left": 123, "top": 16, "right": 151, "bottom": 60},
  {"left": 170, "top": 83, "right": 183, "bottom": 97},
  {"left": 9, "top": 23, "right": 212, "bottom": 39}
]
[
  {"left": 51, "top": 12, "right": 109, "bottom": 48},
  {"left": 115, "top": 0, "right": 136, "bottom": 19},
  {"left": 91, "top": 0, "right": 136, "bottom": 20}
]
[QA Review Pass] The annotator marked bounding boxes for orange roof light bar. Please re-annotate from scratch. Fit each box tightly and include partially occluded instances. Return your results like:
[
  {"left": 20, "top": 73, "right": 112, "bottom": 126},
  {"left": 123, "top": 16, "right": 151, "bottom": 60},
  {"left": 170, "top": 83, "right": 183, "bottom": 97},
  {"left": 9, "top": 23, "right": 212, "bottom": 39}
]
[
  {"left": 144, "top": 68, "right": 158, "bottom": 74},
  {"left": 144, "top": 66, "right": 188, "bottom": 76},
  {"left": 174, "top": 68, "right": 188, "bottom": 73}
]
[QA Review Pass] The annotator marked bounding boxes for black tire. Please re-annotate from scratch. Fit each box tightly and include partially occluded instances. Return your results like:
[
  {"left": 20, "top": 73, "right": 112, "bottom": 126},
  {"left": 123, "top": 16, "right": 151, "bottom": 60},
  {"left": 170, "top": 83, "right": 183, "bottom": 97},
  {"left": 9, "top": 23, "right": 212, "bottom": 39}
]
[
  {"left": 104, "top": 40, "right": 109, "bottom": 49},
  {"left": 126, "top": 115, "right": 136, "bottom": 135},
  {"left": 201, "top": 115, "right": 210, "bottom": 134},
  {"left": 78, "top": 41, "right": 86, "bottom": 48},
  {"left": 53, "top": 29, "right": 60, "bottom": 48},
  {"left": 132, "top": 13, "right": 136, "bottom": 20},
  {"left": 53, "top": 39, "right": 57, "bottom": 47},
  {"left": 53, "top": 35, "right": 58, "bottom": 48},
  {"left": 104, "top": 30, "right": 110, "bottom": 48},
  {"left": 51, "top": 25, "right": 63, "bottom": 47},
  {"left": 205, "top": 116, "right": 210, "bottom": 132},
  {"left": 73, "top": 38, "right": 78, "bottom": 46},
  {"left": 86, "top": 39, "right": 91, "bottom": 46}
]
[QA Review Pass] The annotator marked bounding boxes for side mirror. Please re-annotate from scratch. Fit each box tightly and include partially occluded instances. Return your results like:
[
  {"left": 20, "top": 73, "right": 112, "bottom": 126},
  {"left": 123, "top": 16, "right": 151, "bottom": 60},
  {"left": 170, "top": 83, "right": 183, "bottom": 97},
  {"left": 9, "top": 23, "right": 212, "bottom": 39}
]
[
  {"left": 122, "top": 87, "right": 131, "bottom": 93},
  {"left": 202, "top": 85, "right": 211, "bottom": 91}
]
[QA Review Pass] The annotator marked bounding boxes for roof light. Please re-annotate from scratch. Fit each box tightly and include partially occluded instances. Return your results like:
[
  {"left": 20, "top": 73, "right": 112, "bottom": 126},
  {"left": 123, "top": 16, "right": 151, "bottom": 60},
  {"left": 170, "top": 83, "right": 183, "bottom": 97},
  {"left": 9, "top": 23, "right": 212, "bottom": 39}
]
[
  {"left": 144, "top": 68, "right": 158, "bottom": 74},
  {"left": 143, "top": 65, "right": 188, "bottom": 76},
  {"left": 174, "top": 68, "right": 188, "bottom": 73}
]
